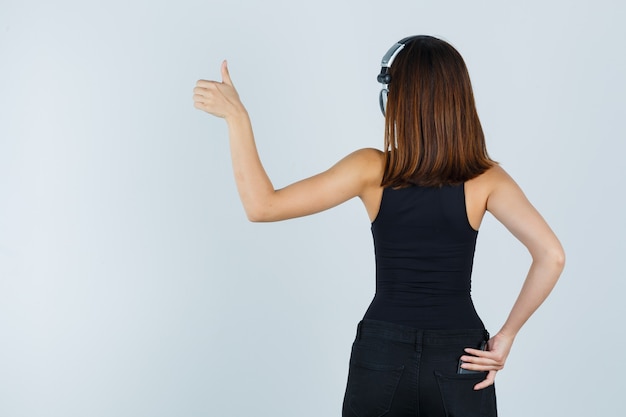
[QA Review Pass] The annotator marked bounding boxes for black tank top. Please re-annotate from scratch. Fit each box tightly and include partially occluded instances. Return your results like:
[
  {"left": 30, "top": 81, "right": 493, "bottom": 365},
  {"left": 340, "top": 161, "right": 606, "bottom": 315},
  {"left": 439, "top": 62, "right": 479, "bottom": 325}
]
[{"left": 363, "top": 183, "right": 485, "bottom": 330}]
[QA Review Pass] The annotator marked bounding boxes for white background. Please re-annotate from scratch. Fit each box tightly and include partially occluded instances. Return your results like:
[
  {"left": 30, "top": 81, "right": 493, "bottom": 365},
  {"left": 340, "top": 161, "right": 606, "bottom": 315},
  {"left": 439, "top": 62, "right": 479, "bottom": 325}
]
[{"left": 1, "top": 0, "right": 624, "bottom": 415}]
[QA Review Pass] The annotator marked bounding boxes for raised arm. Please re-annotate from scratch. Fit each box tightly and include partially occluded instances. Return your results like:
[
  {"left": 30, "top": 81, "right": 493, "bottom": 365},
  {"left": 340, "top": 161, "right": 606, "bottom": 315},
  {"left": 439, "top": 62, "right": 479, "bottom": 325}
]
[
  {"left": 193, "top": 61, "right": 383, "bottom": 222},
  {"left": 461, "top": 165, "right": 565, "bottom": 389}
]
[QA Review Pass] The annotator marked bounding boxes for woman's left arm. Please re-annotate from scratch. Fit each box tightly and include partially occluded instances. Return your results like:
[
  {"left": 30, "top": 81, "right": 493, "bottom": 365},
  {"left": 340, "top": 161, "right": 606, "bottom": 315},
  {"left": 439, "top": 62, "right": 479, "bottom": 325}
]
[{"left": 459, "top": 166, "right": 565, "bottom": 390}]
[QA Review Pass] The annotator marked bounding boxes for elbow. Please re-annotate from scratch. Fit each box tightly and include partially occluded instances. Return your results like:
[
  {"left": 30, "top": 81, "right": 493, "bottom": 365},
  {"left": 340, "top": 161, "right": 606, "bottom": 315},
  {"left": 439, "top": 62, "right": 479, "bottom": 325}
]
[
  {"left": 244, "top": 205, "right": 272, "bottom": 223},
  {"left": 245, "top": 208, "right": 264, "bottom": 222},
  {"left": 534, "top": 245, "right": 566, "bottom": 273},
  {"left": 242, "top": 192, "right": 283, "bottom": 222},
  {"left": 246, "top": 212, "right": 267, "bottom": 222},
  {"left": 554, "top": 247, "right": 566, "bottom": 272},
  {"left": 550, "top": 239, "right": 566, "bottom": 271},
  {"left": 241, "top": 192, "right": 278, "bottom": 222}
]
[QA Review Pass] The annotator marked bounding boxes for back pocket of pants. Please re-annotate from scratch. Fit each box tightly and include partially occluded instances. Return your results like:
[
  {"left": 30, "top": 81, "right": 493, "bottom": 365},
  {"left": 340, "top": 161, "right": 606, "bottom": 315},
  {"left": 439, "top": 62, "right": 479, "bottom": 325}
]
[
  {"left": 345, "top": 360, "right": 404, "bottom": 417},
  {"left": 434, "top": 371, "right": 497, "bottom": 417}
]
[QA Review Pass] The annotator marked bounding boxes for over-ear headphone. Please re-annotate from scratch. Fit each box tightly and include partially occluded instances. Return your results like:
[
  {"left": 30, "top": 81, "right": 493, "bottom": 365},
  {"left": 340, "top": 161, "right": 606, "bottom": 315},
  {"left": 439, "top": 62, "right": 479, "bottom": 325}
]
[{"left": 378, "top": 36, "right": 419, "bottom": 116}]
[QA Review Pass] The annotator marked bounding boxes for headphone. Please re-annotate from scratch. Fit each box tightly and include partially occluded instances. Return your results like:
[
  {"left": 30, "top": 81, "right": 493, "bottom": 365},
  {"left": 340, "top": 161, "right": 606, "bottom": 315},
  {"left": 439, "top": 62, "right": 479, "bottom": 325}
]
[{"left": 377, "top": 36, "right": 420, "bottom": 116}]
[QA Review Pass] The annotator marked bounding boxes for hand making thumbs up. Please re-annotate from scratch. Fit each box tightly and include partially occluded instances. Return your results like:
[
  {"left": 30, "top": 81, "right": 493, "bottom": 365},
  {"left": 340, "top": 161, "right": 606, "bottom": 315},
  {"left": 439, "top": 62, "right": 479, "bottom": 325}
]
[{"left": 193, "top": 60, "right": 246, "bottom": 120}]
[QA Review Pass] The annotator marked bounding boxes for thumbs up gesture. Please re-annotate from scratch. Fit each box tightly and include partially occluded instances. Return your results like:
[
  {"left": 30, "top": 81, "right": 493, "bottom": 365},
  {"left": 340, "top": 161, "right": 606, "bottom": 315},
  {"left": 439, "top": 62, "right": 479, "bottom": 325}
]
[{"left": 193, "top": 60, "right": 245, "bottom": 120}]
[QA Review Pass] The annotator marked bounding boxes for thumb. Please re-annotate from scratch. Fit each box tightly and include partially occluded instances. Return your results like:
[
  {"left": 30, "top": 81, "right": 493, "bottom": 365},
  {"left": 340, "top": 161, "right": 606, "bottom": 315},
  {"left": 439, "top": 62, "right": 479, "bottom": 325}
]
[{"left": 221, "top": 60, "right": 234, "bottom": 86}]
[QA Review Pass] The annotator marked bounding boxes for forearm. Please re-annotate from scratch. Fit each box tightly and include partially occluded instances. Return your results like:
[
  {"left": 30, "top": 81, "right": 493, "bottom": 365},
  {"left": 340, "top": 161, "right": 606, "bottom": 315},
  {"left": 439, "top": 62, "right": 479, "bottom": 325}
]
[
  {"left": 498, "top": 255, "right": 565, "bottom": 338},
  {"left": 225, "top": 110, "right": 275, "bottom": 221}
]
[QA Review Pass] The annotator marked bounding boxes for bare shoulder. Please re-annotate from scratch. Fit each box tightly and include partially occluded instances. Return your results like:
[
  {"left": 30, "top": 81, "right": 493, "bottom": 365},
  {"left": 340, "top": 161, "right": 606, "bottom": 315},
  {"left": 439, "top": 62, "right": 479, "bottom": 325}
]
[
  {"left": 472, "top": 164, "right": 512, "bottom": 182},
  {"left": 482, "top": 164, "right": 515, "bottom": 182},
  {"left": 471, "top": 164, "right": 534, "bottom": 217},
  {"left": 464, "top": 164, "right": 521, "bottom": 229},
  {"left": 346, "top": 147, "right": 385, "bottom": 165},
  {"left": 467, "top": 164, "right": 517, "bottom": 195},
  {"left": 338, "top": 147, "right": 385, "bottom": 183},
  {"left": 482, "top": 164, "right": 524, "bottom": 196}
]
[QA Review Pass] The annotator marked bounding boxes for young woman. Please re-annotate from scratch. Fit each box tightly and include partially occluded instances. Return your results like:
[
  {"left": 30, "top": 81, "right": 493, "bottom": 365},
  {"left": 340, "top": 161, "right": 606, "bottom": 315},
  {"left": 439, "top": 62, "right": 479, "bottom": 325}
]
[{"left": 193, "top": 35, "right": 565, "bottom": 417}]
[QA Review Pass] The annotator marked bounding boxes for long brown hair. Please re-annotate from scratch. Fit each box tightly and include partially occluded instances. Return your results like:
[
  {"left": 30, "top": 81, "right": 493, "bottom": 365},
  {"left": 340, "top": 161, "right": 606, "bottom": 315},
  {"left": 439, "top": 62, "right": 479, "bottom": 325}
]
[{"left": 381, "top": 36, "right": 495, "bottom": 188}]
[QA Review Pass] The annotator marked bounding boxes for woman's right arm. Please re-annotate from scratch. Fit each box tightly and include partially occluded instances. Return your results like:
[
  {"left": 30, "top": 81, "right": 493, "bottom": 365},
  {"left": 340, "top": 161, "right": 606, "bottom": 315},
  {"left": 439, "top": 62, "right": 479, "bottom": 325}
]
[
  {"left": 193, "top": 60, "right": 383, "bottom": 222},
  {"left": 460, "top": 165, "right": 566, "bottom": 389}
]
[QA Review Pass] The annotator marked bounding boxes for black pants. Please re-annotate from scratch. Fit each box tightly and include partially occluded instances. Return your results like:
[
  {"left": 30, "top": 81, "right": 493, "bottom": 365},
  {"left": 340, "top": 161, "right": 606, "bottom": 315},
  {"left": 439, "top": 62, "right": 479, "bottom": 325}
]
[{"left": 342, "top": 320, "right": 497, "bottom": 417}]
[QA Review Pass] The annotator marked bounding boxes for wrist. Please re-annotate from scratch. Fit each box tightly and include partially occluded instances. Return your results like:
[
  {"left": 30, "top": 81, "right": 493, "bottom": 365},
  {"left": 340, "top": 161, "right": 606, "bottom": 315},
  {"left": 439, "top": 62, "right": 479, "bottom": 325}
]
[
  {"left": 495, "top": 327, "right": 518, "bottom": 341},
  {"left": 225, "top": 105, "right": 249, "bottom": 125}
]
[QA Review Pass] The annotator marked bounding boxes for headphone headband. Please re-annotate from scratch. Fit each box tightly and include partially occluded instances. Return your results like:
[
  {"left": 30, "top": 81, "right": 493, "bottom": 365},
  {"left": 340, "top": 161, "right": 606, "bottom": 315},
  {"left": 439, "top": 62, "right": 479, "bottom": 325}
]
[
  {"left": 380, "top": 36, "right": 417, "bottom": 69},
  {"left": 378, "top": 36, "right": 419, "bottom": 116}
]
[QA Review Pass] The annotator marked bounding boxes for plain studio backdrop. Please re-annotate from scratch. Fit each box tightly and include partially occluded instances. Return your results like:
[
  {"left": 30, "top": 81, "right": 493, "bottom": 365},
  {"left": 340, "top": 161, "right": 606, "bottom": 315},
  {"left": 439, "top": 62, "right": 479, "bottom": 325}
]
[{"left": 1, "top": 0, "right": 624, "bottom": 416}]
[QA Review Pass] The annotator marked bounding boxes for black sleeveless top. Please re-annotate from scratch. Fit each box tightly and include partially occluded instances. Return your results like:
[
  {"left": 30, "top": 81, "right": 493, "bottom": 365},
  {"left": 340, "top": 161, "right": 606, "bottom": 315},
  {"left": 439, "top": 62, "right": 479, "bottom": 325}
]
[{"left": 363, "top": 184, "right": 485, "bottom": 330}]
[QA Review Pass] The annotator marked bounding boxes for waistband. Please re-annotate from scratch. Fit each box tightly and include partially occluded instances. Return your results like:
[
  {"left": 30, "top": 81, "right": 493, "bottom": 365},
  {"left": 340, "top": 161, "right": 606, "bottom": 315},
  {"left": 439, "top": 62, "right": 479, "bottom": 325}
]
[{"left": 356, "top": 319, "right": 489, "bottom": 346}]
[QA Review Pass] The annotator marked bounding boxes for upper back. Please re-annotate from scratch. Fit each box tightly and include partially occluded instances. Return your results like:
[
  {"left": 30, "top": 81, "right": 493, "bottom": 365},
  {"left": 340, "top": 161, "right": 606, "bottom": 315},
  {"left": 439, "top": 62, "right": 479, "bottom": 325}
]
[
  {"left": 372, "top": 184, "right": 477, "bottom": 234},
  {"left": 361, "top": 149, "right": 494, "bottom": 230}
]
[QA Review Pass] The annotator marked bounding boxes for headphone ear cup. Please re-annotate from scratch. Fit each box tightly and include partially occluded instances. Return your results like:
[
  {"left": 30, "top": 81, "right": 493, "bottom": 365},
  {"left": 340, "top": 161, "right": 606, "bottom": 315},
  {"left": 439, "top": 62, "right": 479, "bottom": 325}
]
[
  {"left": 379, "top": 88, "right": 388, "bottom": 116},
  {"left": 377, "top": 73, "right": 392, "bottom": 84}
]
